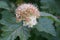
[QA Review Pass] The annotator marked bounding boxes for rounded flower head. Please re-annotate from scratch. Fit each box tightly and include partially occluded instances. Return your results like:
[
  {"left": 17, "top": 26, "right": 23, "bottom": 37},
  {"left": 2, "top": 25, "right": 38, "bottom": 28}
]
[{"left": 16, "top": 3, "right": 40, "bottom": 27}]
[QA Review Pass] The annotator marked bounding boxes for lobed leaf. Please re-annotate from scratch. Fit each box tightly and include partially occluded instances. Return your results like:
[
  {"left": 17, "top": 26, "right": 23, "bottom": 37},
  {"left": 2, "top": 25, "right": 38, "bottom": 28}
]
[
  {"left": 34, "top": 17, "right": 56, "bottom": 36},
  {"left": 0, "top": 10, "right": 30, "bottom": 40}
]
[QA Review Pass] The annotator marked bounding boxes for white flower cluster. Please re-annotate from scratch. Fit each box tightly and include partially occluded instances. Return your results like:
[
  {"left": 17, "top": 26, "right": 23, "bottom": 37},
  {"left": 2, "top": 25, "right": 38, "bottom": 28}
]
[{"left": 16, "top": 3, "right": 40, "bottom": 27}]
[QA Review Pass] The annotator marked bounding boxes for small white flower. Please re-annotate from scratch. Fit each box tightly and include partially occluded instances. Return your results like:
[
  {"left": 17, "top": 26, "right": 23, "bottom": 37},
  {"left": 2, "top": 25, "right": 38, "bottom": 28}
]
[{"left": 23, "top": 16, "right": 37, "bottom": 27}]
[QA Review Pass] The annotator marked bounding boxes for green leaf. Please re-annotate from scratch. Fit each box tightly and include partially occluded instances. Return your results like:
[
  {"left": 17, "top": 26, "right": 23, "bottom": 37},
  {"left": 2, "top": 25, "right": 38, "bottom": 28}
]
[
  {"left": 0, "top": 1, "right": 10, "bottom": 10},
  {"left": 0, "top": 25, "right": 30, "bottom": 40},
  {"left": 19, "top": 26, "right": 30, "bottom": 40},
  {"left": 39, "top": 32, "right": 59, "bottom": 40},
  {"left": 35, "top": 17, "right": 56, "bottom": 36},
  {"left": 40, "top": 12, "right": 60, "bottom": 24},
  {"left": 0, "top": 10, "right": 16, "bottom": 24},
  {"left": 0, "top": 10, "right": 30, "bottom": 40}
]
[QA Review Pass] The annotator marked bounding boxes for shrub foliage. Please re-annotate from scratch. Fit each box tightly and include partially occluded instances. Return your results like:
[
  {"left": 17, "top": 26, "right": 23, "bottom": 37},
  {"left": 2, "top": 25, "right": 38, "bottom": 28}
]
[{"left": 0, "top": 0, "right": 60, "bottom": 40}]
